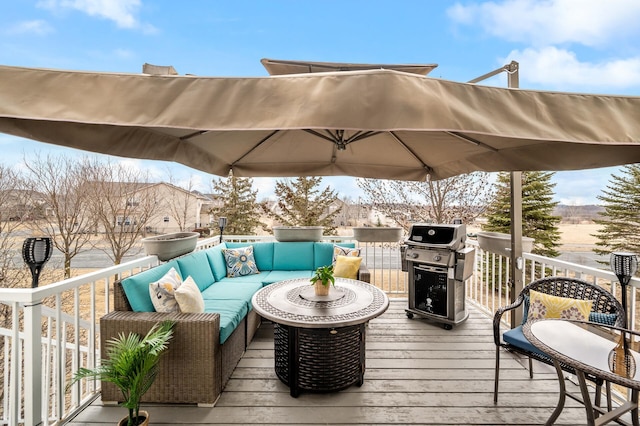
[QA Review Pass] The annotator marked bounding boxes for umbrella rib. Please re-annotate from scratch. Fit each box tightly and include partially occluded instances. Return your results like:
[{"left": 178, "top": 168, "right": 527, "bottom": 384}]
[
  {"left": 231, "top": 130, "right": 280, "bottom": 166},
  {"left": 180, "top": 130, "right": 208, "bottom": 141},
  {"left": 348, "top": 131, "right": 381, "bottom": 143},
  {"left": 389, "top": 131, "right": 433, "bottom": 173},
  {"left": 446, "top": 131, "right": 499, "bottom": 152},
  {"left": 304, "top": 129, "right": 338, "bottom": 143}
]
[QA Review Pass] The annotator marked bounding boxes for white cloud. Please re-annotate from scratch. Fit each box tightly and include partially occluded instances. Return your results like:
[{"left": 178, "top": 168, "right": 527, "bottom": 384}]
[
  {"left": 448, "top": 0, "right": 640, "bottom": 48},
  {"left": 503, "top": 46, "right": 640, "bottom": 91},
  {"left": 5, "top": 20, "right": 54, "bottom": 36},
  {"left": 38, "top": 0, "right": 146, "bottom": 30},
  {"left": 552, "top": 167, "right": 619, "bottom": 205},
  {"left": 114, "top": 48, "right": 134, "bottom": 59}
]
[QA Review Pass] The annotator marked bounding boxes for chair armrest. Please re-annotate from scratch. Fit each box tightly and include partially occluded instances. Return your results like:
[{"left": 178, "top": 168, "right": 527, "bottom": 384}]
[
  {"left": 493, "top": 295, "right": 525, "bottom": 346},
  {"left": 357, "top": 262, "right": 371, "bottom": 283}
]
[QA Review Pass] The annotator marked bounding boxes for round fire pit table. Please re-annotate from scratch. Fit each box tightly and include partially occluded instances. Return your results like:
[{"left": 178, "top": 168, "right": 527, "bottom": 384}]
[{"left": 251, "top": 278, "right": 389, "bottom": 397}]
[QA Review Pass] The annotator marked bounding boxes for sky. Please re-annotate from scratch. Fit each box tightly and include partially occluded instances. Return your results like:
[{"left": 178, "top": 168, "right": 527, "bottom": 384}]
[{"left": 2, "top": 0, "right": 640, "bottom": 205}]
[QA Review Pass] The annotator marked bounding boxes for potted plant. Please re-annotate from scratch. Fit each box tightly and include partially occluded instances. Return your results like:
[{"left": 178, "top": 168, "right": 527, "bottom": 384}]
[
  {"left": 68, "top": 320, "right": 176, "bottom": 426},
  {"left": 310, "top": 264, "right": 335, "bottom": 296}
]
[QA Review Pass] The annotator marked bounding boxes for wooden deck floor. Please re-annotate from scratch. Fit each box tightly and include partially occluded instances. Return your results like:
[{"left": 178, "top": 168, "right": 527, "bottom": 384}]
[{"left": 68, "top": 300, "right": 619, "bottom": 425}]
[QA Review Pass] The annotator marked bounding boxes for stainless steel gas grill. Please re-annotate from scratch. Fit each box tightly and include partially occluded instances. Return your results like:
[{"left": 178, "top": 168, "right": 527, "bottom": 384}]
[{"left": 404, "top": 224, "right": 475, "bottom": 329}]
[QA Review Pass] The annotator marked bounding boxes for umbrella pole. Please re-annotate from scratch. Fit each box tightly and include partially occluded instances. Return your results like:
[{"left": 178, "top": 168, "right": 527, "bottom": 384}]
[{"left": 469, "top": 62, "right": 524, "bottom": 327}]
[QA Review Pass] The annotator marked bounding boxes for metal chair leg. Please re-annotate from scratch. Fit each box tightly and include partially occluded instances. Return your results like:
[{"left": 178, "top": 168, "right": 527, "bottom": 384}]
[
  {"left": 545, "top": 360, "right": 567, "bottom": 426},
  {"left": 494, "top": 347, "right": 500, "bottom": 404}
]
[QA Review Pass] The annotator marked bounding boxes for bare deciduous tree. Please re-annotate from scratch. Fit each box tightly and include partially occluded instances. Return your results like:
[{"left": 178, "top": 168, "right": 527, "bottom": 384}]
[
  {"left": 86, "top": 159, "right": 159, "bottom": 264},
  {"left": 0, "top": 164, "right": 31, "bottom": 287},
  {"left": 356, "top": 173, "right": 495, "bottom": 230},
  {"left": 24, "top": 154, "right": 94, "bottom": 278},
  {"left": 163, "top": 175, "right": 199, "bottom": 232}
]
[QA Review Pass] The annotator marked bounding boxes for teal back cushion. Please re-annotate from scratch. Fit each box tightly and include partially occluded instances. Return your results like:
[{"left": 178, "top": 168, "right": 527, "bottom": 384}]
[
  {"left": 314, "top": 242, "right": 355, "bottom": 269},
  {"left": 177, "top": 250, "right": 215, "bottom": 292},
  {"left": 205, "top": 243, "right": 228, "bottom": 281},
  {"left": 121, "top": 260, "right": 182, "bottom": 312},
  {"left": 273, "top": 242, "right": 314, "bottom": 270},
  {"left": 226, "top": 242, "right": 274, "bottom": 271}
]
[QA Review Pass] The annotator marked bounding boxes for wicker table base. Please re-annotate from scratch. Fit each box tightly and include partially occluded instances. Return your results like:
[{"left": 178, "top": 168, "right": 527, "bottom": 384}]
[
  {"left": 274, "top": 323, "right": 365, "bottom": 397},
  {"left": 251, "top": 278, "right": 389, "bottom": 397}
]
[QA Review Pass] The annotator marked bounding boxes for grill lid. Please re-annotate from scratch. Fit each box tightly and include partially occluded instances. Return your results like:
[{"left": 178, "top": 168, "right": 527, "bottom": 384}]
[{"left": 406, "top": 224, "right": 466, "bottom": 251}]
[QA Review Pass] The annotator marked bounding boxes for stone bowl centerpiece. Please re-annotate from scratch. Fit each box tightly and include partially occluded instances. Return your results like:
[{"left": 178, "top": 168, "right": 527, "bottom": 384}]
[
  {"left": 273, "top": 226, "right": 323, "bottom": 242},
  {"left": 141, "top": 231, "right": 200, "bottom": 261}
]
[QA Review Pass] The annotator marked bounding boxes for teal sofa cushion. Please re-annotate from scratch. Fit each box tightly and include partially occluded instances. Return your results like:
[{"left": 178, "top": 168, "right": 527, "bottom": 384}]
[
  {"left": 201, "top": 281, "right": 263, "bottom": 309},
  {"left": 121, "top": 260, "right": 182, "bottom": 312},
  {"left": 226, "top": 242, "right": 274, "bottom": 271},
  {"left": 313, "top": 242, "right": 355, "bottom": 269},
  {"left": 203, "top": 299, "right": 248, "bottom": 344},
  {"left": 205, "top": 243, "right": 228, "bottom": 281},
  {"left": 273, "top": 242, "right": 314, "bottom": 270},
  {"left": 177, "top": 251, "right": 215, "bottom": 292},
  {"left": 260, "top": 270, "right": 313, "bottom": 285}
]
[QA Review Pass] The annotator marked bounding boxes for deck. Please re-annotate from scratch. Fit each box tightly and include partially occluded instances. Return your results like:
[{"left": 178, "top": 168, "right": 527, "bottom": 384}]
[{"left": 68, "top": 300, "right": 610, "bottom": 425}]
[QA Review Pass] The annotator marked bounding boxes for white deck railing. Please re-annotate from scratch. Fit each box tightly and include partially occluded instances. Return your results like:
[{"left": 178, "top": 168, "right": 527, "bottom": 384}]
[{"left": 0, "top": 235, "right": 636, "bottom": 425}]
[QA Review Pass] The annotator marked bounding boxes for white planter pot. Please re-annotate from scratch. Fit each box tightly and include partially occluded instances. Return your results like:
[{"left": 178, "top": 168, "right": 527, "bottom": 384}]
[
  {"left": 273, "top": 226, "right": 323, "bottom": 242},
  {"left": 141, "top": 232, "right": 199, "bottom": 261},
  {"left": 476, "top": 231, "right": 534, "bottom": 257},
  {"left": 352, "top": 227, "right": 403, "bottom": 242}
]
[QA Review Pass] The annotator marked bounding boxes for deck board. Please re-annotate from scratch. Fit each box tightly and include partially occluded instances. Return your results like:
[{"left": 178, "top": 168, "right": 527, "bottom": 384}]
[{"left": 66, "top": 299, "right": 629, "bottom": 425}]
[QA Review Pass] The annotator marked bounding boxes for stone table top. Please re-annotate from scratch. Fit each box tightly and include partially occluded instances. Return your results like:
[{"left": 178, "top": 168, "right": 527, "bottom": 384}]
[{"left": 251, "top": 278, "right": 390, "bottom": 328}]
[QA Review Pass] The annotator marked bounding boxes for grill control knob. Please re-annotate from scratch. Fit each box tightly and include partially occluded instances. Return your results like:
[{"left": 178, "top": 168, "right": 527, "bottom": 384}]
[
  {"left": 433, "top": 255, "right": 441, "bottom": 261},
  {"left": 411, "top": 252, "right": 419, "bottom": 259}
]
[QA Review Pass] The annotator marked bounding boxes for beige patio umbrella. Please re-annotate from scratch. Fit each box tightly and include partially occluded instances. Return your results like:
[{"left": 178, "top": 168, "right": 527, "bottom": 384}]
[
  {"left": 260, "top": 58, "right": 438, "bottom": 76},
  {"left": 0, "top": 64, "right": 639, "bottom": 182}
]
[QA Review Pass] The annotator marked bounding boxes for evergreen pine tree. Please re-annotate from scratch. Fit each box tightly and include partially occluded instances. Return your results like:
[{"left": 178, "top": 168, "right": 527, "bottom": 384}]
[
  {"left": 265, "top": 177, "right": 341, "bottom": 235},
  {"left": 593, "top": 165, "right": 640, "bottom": 257},
  {"left": 209, "top": 174, "right": 264, "bottom": 235},
  {"left": 483, "top": 171, "right": 561, "bottom": 257}
]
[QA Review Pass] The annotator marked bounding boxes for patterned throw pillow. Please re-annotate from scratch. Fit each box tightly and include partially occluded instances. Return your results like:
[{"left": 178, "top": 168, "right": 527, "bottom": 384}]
[
  {"left": 333, "top": 255, "right": 362, "bottom": 280},
  {"left": 332, "top": 245, "right": 361, "bottom": 264},
  {"left": 222, "top": 245, "right": 260, "bottom": 278},
  {"left": 148, "top": 267, "right": 182, "bottom": 312},
  {"left": 526, "top": 289, "right": 593, "bottom": 322},
  {"left": 174, "top": 276, "right": 205, "bottom": 313}
]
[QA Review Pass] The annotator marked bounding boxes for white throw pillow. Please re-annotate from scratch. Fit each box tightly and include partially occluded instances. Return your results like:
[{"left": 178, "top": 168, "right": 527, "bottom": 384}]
[
  {"left": 175, "top": 276, "right": 205, "bottom": 313},
  {"left": 148, "top": 267, "right": 182, "bottom": 312}
]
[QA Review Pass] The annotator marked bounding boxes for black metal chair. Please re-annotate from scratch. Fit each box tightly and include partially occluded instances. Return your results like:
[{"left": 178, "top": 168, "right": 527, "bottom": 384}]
[{"left": 493, "top": 276, "right": 625, "bottom": 404}]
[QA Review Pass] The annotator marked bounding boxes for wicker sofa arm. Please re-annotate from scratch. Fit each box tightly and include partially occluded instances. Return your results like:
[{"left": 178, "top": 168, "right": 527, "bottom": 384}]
[
  {"left": 492, "top": 294, "right": 525, "bottom": 346},
  {"left": 100, "top": 310, "right": 222, "bottom": 405}
]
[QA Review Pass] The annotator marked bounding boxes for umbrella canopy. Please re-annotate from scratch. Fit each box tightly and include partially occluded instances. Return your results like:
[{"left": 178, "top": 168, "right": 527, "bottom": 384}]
[
  {"left": 260, "top": 58, "right": 438, "bottom": 76},
  {"left": 0, "top": 64, "right": 639, "bottom": 181}
]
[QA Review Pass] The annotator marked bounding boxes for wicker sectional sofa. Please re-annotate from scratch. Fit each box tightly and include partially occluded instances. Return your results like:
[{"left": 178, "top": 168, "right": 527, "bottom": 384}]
[{"left": 101, "top": 241, "right": 369, "bottom": 406}]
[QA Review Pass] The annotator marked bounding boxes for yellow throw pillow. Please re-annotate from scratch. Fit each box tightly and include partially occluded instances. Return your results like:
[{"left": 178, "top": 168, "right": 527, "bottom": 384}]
[
  {"left": 174, "top": 276, "right": 205, "bottom": 313},
  {"left": 333, "top": 255, "right": 362, "bottom": 280},
  {"left": 527, "top": 289, "right": 593, "bottom": 322}
]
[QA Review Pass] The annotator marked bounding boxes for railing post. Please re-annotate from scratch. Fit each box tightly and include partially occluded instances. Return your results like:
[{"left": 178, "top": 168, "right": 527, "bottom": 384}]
[{"left": 24, "top": 301, "right": 43, "bottom": 426}]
